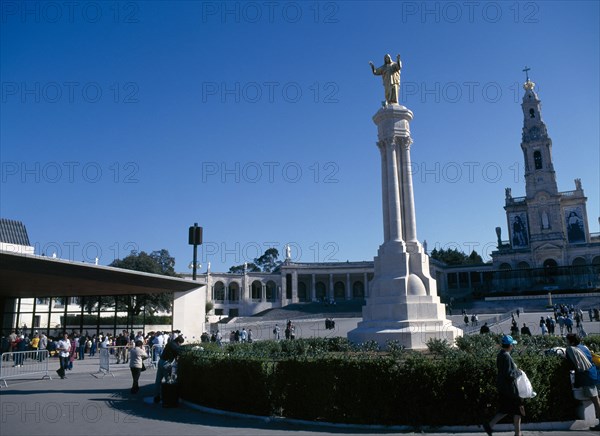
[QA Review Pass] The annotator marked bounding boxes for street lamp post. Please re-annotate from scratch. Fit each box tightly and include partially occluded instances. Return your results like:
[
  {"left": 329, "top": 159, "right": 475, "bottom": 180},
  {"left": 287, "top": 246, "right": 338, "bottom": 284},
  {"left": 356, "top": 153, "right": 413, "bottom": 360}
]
[{"left": 188, "top": 223, "right": 203, "bottom": 280}]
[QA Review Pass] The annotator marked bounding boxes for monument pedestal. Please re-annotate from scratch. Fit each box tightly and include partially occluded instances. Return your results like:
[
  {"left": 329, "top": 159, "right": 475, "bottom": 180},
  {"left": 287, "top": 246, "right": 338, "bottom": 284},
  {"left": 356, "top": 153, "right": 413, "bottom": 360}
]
[
  {"left": 349, "top": 242, "right": 462, "bottom": 349},
  {"left": 348, "top": 103, "right": 462, "bottom": 350}
]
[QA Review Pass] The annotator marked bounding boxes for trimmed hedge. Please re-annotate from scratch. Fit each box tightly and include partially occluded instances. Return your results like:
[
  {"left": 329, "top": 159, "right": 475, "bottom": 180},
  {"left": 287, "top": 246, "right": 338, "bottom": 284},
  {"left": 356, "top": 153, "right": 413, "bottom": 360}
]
[{"left": 177, "top": 335, "right": 600, "bottom": 426}]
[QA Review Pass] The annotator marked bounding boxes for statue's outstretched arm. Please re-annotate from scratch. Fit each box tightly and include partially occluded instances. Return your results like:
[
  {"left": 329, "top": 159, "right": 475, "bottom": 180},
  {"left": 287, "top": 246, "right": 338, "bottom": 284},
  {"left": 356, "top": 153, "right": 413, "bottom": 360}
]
[{"left": 369, "top": 61, "right": 377, "bottom": 75}]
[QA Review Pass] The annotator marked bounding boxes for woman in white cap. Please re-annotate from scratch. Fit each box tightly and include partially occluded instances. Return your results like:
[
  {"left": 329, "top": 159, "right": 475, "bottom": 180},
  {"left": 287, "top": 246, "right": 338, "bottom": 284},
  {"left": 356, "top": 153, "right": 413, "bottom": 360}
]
[{"left": 483, "top": 335, "right": 524, "bottom": 436}]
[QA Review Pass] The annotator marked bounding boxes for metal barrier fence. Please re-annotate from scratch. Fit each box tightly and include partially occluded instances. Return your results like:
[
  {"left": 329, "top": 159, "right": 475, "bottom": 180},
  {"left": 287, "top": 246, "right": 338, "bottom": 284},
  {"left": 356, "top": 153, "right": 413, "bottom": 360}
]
[
  {"left": 0, "top": 350, "right": 51, "bottom": 387},
  {"left": 95, "top": 345, "right": 154, "bottom": 377}
]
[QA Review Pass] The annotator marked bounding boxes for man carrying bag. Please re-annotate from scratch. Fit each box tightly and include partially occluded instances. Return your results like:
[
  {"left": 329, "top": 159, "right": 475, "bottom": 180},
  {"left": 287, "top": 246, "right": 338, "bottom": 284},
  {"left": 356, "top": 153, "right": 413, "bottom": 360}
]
[{"left": 153, "top": 335, "right": 184, "bottom": 406}]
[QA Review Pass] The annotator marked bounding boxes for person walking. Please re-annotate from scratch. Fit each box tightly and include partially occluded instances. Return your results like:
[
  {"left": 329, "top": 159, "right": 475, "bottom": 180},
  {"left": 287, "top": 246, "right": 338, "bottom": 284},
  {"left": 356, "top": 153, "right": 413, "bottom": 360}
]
[
  {"left": 129, "top": 340, "right": 148, "bottom": 394},
  {"left": 565, "top": 333, "right": 600, "bottom": 430},
  {"left": 483, "top": 335, "right": 524, "bottom": 436},
  {"left": 565, "top": 316, "right": 574, "bottom": 334},
  {"left": 56, "top": 333, "right": 71, "bottom": 379}
]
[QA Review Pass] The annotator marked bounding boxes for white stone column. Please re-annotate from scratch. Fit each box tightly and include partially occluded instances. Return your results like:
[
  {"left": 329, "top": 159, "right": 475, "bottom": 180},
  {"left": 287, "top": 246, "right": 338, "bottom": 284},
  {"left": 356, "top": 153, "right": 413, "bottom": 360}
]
[
  {"left": 292, "top": 270, "right": 298, "bottom": 303},
  {"left": 346, "top": 273, "right": 351, "bottom": 300},
  {"left": 363, "top": 272, "right": 368, "bottom": 298},
  {"left": 398, "top": 137, "right": 418, "bottom": 243},
  {"left": 329, "top": 274, "right": 334, "bottom": 301},
  {"left": 378, "top": 143, "right": 391, "bottom": 242},
  {"left": 386, "top": 139, "right": 403, "bottom": 241},
  {"left": 208, "top": 278, "right": 213, "bottom": 301},
  {"left": 261, "top": 283, "right": 266, "bottom": 302},
  {"left": 241, "top": 272, "right": 246, "bottom": 302},
  {"left": 281, "top": 274, "right": 287, "bottom": 301},
  {"left": 311, "top": 273, "right": 316, "bottom": 301}
]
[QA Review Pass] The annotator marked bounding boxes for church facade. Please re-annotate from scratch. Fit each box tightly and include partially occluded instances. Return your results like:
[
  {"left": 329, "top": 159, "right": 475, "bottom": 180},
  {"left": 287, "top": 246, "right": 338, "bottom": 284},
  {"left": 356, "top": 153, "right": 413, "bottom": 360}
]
[{"left": 490, "top": 76, "right": 600, "bottom": 292}]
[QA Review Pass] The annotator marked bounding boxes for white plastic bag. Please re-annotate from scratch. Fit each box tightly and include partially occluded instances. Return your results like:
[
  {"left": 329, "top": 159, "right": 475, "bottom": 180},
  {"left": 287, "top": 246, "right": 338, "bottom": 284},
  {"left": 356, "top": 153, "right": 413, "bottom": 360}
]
[{"left": 516, "top": 370, "right": 536, "bottom": 398}]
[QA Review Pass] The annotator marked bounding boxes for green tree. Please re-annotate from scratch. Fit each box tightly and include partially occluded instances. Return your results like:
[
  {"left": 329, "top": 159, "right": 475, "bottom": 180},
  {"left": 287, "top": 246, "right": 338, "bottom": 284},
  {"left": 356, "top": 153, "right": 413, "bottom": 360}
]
[
  {"left": 229, "top": 262, "right": 260, "bottom": 274},
  {"left": 255, "top": 247, "right": 280, "bottom": 272},
  {"left": 112, "top": 249, "right": 178, "bottom": 276},
  {"left": 228, "top": 248, "right": 281, "bottom": 273},
  {"left": 80, "top": 249, "right": 179, "bottom": 317},
  {"left": 430, "top": 248, "right": 483, "bottom": 266},
  {"left": 467, "top": 250, "right": 483, "bottom": 264}
]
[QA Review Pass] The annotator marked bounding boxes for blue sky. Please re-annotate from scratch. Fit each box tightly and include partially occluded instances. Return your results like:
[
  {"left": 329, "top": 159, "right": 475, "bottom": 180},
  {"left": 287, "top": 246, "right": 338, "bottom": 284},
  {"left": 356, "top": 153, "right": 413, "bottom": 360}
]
[{"left": 1, "top": 1, "right": 599, "bottom": 273}]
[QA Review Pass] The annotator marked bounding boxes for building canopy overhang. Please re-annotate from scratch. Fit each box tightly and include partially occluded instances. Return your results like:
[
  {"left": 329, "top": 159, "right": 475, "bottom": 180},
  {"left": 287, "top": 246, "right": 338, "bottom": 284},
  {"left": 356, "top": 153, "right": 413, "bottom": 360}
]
[{"left": 0, "top": 251, "right": 202, "bottom": 298}]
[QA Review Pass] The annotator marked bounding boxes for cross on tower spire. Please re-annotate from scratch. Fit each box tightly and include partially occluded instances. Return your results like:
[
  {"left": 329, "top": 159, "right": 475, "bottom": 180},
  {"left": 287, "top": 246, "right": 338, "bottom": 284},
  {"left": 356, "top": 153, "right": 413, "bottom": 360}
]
[{"left": 523, "top": 66, "right": 531, "bottom": 82}]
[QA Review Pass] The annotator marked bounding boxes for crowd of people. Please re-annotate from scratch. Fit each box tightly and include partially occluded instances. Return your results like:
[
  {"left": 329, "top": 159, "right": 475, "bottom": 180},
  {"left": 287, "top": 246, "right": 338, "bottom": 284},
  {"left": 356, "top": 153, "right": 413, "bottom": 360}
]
[
  {"left": 0, "top": 328, "right": 186, "bottom": 371},
  {"left": 478, "top": 303, "right": 599, "bottom": 339},
  {"left": 2, "top": 330, "right": 89, "bottom": 369},
  {"left": 199, "top": 330, "right": 222, "bottom": 345},
  {"left": 195, "top": 320, "right": 302, "bottom": 344}
]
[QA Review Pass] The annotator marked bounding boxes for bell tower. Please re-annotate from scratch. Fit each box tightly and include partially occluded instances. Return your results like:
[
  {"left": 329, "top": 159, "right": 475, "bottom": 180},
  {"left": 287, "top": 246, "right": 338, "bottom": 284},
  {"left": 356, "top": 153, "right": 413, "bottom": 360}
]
[
  {"left": 493, "top": 67, "right": 597, "bottom": 273},
  {"left": 520, "top": 68, "right": 559, "bottom": 199}
]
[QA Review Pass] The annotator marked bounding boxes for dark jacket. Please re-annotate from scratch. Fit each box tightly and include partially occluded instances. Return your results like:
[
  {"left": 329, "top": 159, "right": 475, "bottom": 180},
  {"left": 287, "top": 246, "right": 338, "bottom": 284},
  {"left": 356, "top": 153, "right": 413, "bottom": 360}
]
[
  {"left": 160, "top": 341, "right": 181, "bottom": 361},
  {"left": 496, "top": 349, "right": 520, "bottom": 398}
]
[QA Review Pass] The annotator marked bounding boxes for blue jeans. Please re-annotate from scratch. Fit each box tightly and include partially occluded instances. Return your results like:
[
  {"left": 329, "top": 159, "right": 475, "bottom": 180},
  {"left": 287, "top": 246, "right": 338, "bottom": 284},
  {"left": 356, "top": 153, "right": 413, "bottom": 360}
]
[
  {"left": 152, "top": 346, "right": 163, "bottom": 363},
  {"left": 57, "top": 356, "right": 69, "bottom": 378},
  {"left": 154, "top": 359, "right": 171, "bottom": 397}
]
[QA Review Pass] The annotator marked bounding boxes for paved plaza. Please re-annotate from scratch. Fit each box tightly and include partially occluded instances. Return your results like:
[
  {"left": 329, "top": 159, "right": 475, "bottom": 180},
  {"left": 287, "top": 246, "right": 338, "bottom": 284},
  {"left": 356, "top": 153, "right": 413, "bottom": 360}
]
[{"left": 1, "top": 308, "right": 599, "bottom": 436}]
